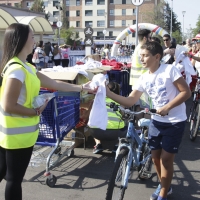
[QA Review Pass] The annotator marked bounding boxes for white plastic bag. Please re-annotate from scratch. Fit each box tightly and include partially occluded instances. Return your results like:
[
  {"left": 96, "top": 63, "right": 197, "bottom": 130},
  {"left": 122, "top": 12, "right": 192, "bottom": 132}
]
[{"left": 32, "top": 93, "right": 55, "bottom": 108}]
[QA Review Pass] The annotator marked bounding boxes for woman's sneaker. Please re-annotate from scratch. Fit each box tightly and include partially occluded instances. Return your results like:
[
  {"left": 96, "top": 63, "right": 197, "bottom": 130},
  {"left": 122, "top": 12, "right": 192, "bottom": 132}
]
[
  {"left": 150, "top": 184, "right": 172, "bottom": 200},
  {"left": 93, "top": 144, "right": 103, "bottom": 154}
]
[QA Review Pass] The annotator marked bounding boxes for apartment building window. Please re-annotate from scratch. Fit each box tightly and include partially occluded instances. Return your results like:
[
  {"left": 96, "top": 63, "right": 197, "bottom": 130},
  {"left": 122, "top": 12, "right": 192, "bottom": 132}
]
[
  {"left": 53, "top": 1, "right": 59, "bottom": 6},
  {"left": 122, "top": 0, "right": 126, "bottom": 4},
  {"left": 133, "top": 20, "right": 136, "bottom": 24},
  {"left": 85, "top": 10, "right": 93, "bottom": 16},
  {"left": 76, "top": 0, "right": 80, "bottom": 5},
  {"left": 122, "top": 20, "right": 126, "bottom": 26},
  {"left": 66, "top": 11, "right": 69, "bottom": 16},
  {"left": 66, "top": 0, "right": 70, "bottom": 6},
  {"left": 97, "top": 10, "right": 105, "bottom": 16},
  {"left": 97, "top": 32, "right": 104, "bottom": 37},
  {"left": 122, "top": 9, "right": 126, "bottom": 16},
  {"left": 133, "top": 9, "right": 136, "bottom": 15},
  {"left": 85, "top": 0, "right": 92, "bottom": 5},
  {"left": 53, "top": 11, "right": 59, "bottom": 17},
  {"left": 85, "top": 21, "right": 93, "bottom": 27},
  {"left": 7, "top": 3, "right": 11, "bottom": 6},
  {"left": 110, "top": 9, "right": 114, "bottom": 15},
  {"left": 110, "top": 20, "right": 114, "bottom": 26},
  {"left": 26, "top": 2, "right": 31, "bottom": 7},
  {"left": 97, "top": 21, "right": 105, "bottom": 27},
  {"left": 76, "top": 21, "right": 80, "bottom": 27},
  {"left": 76, "top": 10, "right": 80, "bottom": 16},
  {"left": 132, "top": 32, "right": 135, "bottom": 37},
  {"left": 97, "top": 0, "right": 105, "bottom": 5},
  {"left": 43, "top": 1, "right": 48, "bottom": 7},
  {"left": 110, "top": 0, "right": 114, "bottom": 4},
  {"left": 109, "top": 31, "right": 113, "bottom": 37}
]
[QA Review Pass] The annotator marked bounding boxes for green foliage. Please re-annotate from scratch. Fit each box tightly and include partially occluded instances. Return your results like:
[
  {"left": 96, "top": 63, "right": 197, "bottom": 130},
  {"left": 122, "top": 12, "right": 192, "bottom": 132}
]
[
  {"left": 60, "top": 27, "right": 82, "bottom": 46},
  {"left": 192, "top": 15, "right": 200, "bottom": 37},
  {"left": 30, "top": 0, "right": 44, "bottom": 12},
  {"left": 172, "top": 30, "right": 182, "bottom": 44}
]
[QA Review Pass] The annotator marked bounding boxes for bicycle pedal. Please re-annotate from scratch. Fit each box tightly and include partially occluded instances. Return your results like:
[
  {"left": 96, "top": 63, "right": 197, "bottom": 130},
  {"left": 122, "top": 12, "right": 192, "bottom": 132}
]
[{"left": 139, "top": 170, "right": 152, "bottom": 179}]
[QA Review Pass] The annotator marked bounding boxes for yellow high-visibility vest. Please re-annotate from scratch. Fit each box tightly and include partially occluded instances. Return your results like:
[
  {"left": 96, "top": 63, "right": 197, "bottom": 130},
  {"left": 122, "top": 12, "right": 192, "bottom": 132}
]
[
  {"left": 0, "top": 57, "right": 41, "bottom": 149},
  {"left": 106, "top": 98, "right": 124, "bottom": 129},
  {"left": 129, "top": 44, "right": 147, "bottom": 86}
]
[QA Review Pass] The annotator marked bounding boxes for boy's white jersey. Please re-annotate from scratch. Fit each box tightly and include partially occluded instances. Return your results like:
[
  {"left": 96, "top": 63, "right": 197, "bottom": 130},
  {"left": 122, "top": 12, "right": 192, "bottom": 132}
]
[{"left": 134, "top": 64, "right": 187, "bottom": 123}]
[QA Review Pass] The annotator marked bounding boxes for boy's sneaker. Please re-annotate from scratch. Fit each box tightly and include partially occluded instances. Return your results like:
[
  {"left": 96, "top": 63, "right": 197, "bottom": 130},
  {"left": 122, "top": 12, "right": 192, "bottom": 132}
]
[
  {"left": 150, "top": 184, "right": 172, "bottom": 200},
  {"left": 93, "top": 144, "right": 103, "bottom": 154}
]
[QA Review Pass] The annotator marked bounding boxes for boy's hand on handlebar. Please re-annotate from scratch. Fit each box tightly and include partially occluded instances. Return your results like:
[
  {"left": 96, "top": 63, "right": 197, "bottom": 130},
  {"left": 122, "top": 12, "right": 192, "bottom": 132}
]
[{"left": 156, "top": 106, "right": 169, "bottom": 116}]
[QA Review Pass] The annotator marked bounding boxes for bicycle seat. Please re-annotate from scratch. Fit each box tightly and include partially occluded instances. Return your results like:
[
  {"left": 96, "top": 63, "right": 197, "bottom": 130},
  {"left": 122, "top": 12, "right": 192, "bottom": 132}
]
[{"left": 138, "top": 118, "right": 151, "bottom": 127}]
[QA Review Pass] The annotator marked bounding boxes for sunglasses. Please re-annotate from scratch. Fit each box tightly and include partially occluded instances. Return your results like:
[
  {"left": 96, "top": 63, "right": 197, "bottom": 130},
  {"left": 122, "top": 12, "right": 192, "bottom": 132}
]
[{"left": 163, "top": 39, "right": 169, "bottom": 42}]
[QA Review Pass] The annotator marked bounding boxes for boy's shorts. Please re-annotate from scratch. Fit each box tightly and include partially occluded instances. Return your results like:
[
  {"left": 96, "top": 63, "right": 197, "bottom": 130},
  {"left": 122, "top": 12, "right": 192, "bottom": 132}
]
[{"left": 148, "top": 119, "right": 186, "bottom": 154}]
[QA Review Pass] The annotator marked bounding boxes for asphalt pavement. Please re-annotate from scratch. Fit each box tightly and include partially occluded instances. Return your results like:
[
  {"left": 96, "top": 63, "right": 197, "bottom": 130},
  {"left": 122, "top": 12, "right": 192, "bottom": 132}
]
[{"left": 0, "top": 98, "right": 200, "bottom": 200}]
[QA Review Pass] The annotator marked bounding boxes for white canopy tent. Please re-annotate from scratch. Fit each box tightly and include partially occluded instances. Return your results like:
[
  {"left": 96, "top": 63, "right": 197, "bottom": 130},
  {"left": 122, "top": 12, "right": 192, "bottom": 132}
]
[{"left": 0, "top": 8, "right": 18, "bottom": 30}]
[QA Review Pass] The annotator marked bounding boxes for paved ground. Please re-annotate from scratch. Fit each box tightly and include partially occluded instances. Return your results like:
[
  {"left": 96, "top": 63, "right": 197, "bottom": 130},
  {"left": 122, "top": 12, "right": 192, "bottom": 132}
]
[{"left": 0, "top": 98, "right": 200, "bottom": 200}]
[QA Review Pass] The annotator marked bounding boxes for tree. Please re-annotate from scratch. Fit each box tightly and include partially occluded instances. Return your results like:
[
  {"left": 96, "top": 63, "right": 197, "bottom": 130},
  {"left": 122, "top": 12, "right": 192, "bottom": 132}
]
[
  {"left": 60, "top": 27, "right": 82, "bottom": 47},
  {"left": 30, "top": 0, "right": 44, "bottom": 13},
  {"left": 192, "top": 15, "right": 200, "bottom": 38}
]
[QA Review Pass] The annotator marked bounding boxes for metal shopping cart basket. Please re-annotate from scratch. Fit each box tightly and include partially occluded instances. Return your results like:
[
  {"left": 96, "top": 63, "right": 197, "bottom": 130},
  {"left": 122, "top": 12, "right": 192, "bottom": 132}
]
[{"left": 29, "top": 90, "right": 80, "bottom": 187}]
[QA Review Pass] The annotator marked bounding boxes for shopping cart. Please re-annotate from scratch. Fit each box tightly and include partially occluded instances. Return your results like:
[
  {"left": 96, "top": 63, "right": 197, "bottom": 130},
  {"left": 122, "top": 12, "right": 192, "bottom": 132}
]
[{"left": 29, "top": 90, "right": 80, "bottom": 187}]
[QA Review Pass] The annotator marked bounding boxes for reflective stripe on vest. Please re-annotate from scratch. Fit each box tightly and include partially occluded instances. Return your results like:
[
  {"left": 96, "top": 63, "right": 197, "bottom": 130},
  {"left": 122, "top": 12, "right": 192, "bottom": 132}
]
[
  {"left": 0, "top": 57, "right": 40, "bottom": 149},
  {"left": 0, "top": 123, "right": 39, "bottom": 135},
  {"left": 129, "top": 44, "right": 147, "bottom": 86}
]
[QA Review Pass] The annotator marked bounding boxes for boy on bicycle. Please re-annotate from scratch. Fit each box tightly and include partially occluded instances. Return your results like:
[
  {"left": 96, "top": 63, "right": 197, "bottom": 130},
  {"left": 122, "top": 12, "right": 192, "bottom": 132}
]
[{"left": 106, "top": 41, "right": 191, "bottom": 200}]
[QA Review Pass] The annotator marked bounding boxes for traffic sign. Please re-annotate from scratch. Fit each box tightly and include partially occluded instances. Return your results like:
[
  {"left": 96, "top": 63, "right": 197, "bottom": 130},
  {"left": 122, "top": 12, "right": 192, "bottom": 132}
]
[
  {"left": 84, "top": 37, "right": 93, "bottom": 46},
  {"left": 56, "top": 21, "right": 62, "bottom": 28},
  {"left": 84, "top": 27, "right": 94, "bottom": 36},
  {"left": 131, "top": 0, "right": 144, "bottom": 6}
]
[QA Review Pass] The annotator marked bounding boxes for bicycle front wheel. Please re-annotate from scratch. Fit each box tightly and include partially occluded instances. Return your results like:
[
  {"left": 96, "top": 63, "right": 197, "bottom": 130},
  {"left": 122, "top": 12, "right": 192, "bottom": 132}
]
[
  {"left": 106, "top": 149, "right": 129, "bottom": 200},
  {"left": 190, "top": 103, "right": 200, "bottom": 141}
]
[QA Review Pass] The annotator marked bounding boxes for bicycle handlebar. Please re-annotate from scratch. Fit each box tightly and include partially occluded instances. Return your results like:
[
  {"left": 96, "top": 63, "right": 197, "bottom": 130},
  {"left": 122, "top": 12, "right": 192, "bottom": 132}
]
[{"left": 106, "top": 102, "right": 160, "bottom": 118}]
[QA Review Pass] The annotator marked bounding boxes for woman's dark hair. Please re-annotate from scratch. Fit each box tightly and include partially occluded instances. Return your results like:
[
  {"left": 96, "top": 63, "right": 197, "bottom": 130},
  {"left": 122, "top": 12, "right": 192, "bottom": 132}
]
[
  {"left": 0, "top": 23, "right": 30, "bottom": 74},
  {"left": 141, "top": 41, "right": 163, "bottom": 61},
  {"left": 107, "top": 82, "right": 120, "bottom": 95}
]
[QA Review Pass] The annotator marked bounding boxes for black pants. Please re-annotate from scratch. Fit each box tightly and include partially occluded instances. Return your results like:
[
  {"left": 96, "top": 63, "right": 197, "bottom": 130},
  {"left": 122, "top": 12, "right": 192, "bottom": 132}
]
[
  {"left": 0, "top": 146, "right": 33, "bottom": 200},
  {"left": 54, "top": 59, "right": 61, "bottom": 66},
  {"left": 62, "top": 59, "right": 69, "bottom": 67}
]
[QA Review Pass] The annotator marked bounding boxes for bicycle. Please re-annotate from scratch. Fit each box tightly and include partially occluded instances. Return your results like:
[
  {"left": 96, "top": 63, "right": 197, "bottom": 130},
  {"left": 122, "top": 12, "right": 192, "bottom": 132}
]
[
  {"left": 105, "top": 102, "right": 158, "bottom": 200},
  {"left": 188, "top": 77, "right": 200, "bottom": 141}
]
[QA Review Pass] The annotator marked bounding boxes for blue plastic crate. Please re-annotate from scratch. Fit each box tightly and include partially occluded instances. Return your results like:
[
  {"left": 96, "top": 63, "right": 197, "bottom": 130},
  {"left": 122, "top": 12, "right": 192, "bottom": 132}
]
[{"left": 36, "top": 91, "right": 80, "bottom": 146}]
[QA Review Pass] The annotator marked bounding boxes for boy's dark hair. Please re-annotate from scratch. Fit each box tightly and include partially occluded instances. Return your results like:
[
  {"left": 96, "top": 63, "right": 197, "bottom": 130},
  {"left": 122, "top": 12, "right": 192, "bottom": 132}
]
[
  {"left": 163, "top": 34, "right": 171, "bottom": 39},
  {"left": 141, "top": 41, "right": 163, "bottom": 60},
  {"left": 151, "top": 37, "right": 161, "bottom": 44},
  {"left": 107, "top": 82, "right": 120, "bottom": 95},
  {"left": 138, "top": 29, "right": 151, "bottom": 42}
]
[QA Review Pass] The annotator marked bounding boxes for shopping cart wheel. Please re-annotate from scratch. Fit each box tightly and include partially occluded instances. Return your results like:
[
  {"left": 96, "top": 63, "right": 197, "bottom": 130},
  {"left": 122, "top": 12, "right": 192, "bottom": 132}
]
[
  {"left": 68, "top": 149, "right": 74, "bottom": 157},
  {"left": 46, "top": 174, "right": 57, "bottom": 187}
]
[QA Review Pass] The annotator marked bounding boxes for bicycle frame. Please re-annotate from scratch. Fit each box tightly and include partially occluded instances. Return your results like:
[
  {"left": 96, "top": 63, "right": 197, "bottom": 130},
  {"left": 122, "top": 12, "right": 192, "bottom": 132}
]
[{"left": 115, "top": 120, "right": 151, "bottom": 189}]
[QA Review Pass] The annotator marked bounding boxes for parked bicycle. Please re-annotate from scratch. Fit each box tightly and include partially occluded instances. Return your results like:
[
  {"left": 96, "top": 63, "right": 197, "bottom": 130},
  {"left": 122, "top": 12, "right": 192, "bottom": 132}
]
[
  {"left": 188, "top": 77, "right": 200, "bottom": 141},
  {"left": 105, "top": 102, "right": 159, "bottom": 200}
]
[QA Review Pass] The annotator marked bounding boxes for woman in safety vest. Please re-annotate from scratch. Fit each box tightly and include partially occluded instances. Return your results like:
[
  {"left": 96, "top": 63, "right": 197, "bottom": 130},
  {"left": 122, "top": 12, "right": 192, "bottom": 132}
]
[{"left": 0, "top": 23, "right": 96, "bottom": 200}]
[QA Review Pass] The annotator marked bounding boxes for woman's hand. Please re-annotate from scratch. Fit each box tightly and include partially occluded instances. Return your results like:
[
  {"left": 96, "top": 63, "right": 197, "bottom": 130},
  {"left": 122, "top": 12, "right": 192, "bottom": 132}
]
[
  {"left": 82, "top": 81, "right": 98, "bottom": 93},
  {"left": 35, "top": 100, "right": 49, "bottom": 115}
]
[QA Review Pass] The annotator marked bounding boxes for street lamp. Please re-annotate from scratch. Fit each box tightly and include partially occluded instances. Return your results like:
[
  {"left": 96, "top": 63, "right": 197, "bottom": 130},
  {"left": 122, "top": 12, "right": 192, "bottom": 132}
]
[
  {"left": 103, "top": 29, "right": 107, "bottom": 48},
  {"left": 182, "top": 11, "right": 186, "bottom": 42},
  {"left": 56, "top": 3, "right": 63, "bottom": 46},
  {"left": 170, "top": 0, "right": 173, "bottom": 37}
]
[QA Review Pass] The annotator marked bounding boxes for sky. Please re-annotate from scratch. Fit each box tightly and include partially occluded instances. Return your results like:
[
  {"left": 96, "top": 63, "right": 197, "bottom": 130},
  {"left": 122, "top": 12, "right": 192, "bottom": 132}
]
[{"left": 166, "top": 0, "right": 199, "bottom": 32}]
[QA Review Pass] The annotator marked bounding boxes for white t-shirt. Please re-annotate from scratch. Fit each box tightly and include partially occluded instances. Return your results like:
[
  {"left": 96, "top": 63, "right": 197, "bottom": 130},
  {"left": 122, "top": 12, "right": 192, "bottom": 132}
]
[
  {"left": 194, "top": 52, "right": 200, "bottom": 74},
  {"left": 35, "top": 47, "right": 45, "bottom": 62},
  {"left": 134, "top": 64, "right": 187, "bottom": 123},
  {"left": 7, "top": 63, "right": 36, "bottom": 105}
]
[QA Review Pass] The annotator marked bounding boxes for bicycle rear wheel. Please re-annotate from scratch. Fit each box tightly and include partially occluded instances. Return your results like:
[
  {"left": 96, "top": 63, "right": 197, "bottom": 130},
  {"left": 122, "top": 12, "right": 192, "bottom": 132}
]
[
  {"left": 190, "top": 103, "right": 200, "bottom": 141},
  {"left": 106, "top": 149, "right": 129, "bottom": 200}
]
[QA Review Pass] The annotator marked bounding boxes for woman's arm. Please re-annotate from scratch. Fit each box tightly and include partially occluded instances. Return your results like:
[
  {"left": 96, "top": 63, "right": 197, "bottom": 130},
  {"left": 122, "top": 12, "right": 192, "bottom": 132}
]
[{"left": 1, "top": 78, "right": 40, "bottom": 116}]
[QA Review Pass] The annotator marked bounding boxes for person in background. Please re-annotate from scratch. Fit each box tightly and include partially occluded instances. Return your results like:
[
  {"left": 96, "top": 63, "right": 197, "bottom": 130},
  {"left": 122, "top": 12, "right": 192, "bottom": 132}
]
[
  {"left": 34, "top": 41, "right": 46, "bottom": 70},
  {"left": 184, "top": 38, "right": 192, "bottom": 52},
  {"left": 151, "top": 36, "right": 161, "bottom": 44},
  {"left": 163, "top": 34, "right": 176, "bottom": 64},
  {"left": 43, "top": 42, "right": 53, "bottom": 68},
  {"left": 60, "top": 44, "right": 70, "bottom": 67},
  {"left": 103, "top": 44, "right": 110, "bottom": 59},
  {"left": 0, "top": 23, "right": 96, "bottom": 200},
  {"left": 53, "top": 45, "right": 61, "bottom": 66},
  {"left": 188, "top": 43, "right": 197, "bottom": 61}
]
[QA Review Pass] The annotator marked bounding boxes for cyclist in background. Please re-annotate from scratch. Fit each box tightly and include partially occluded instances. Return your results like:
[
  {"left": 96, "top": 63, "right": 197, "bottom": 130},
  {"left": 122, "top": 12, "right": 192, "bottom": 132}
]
[{"left": 106, "top": 41, "right": 191, "bottom": 200}]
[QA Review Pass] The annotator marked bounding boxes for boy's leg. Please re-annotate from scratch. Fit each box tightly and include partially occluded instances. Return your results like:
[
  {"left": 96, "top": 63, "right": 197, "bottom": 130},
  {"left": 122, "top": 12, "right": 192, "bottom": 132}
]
[
  {"left": 151, "top": 149, "right": 162, "bottom": 182},
  {"left": 159, "top": 150, "right": 175, "bottom": 198}
]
